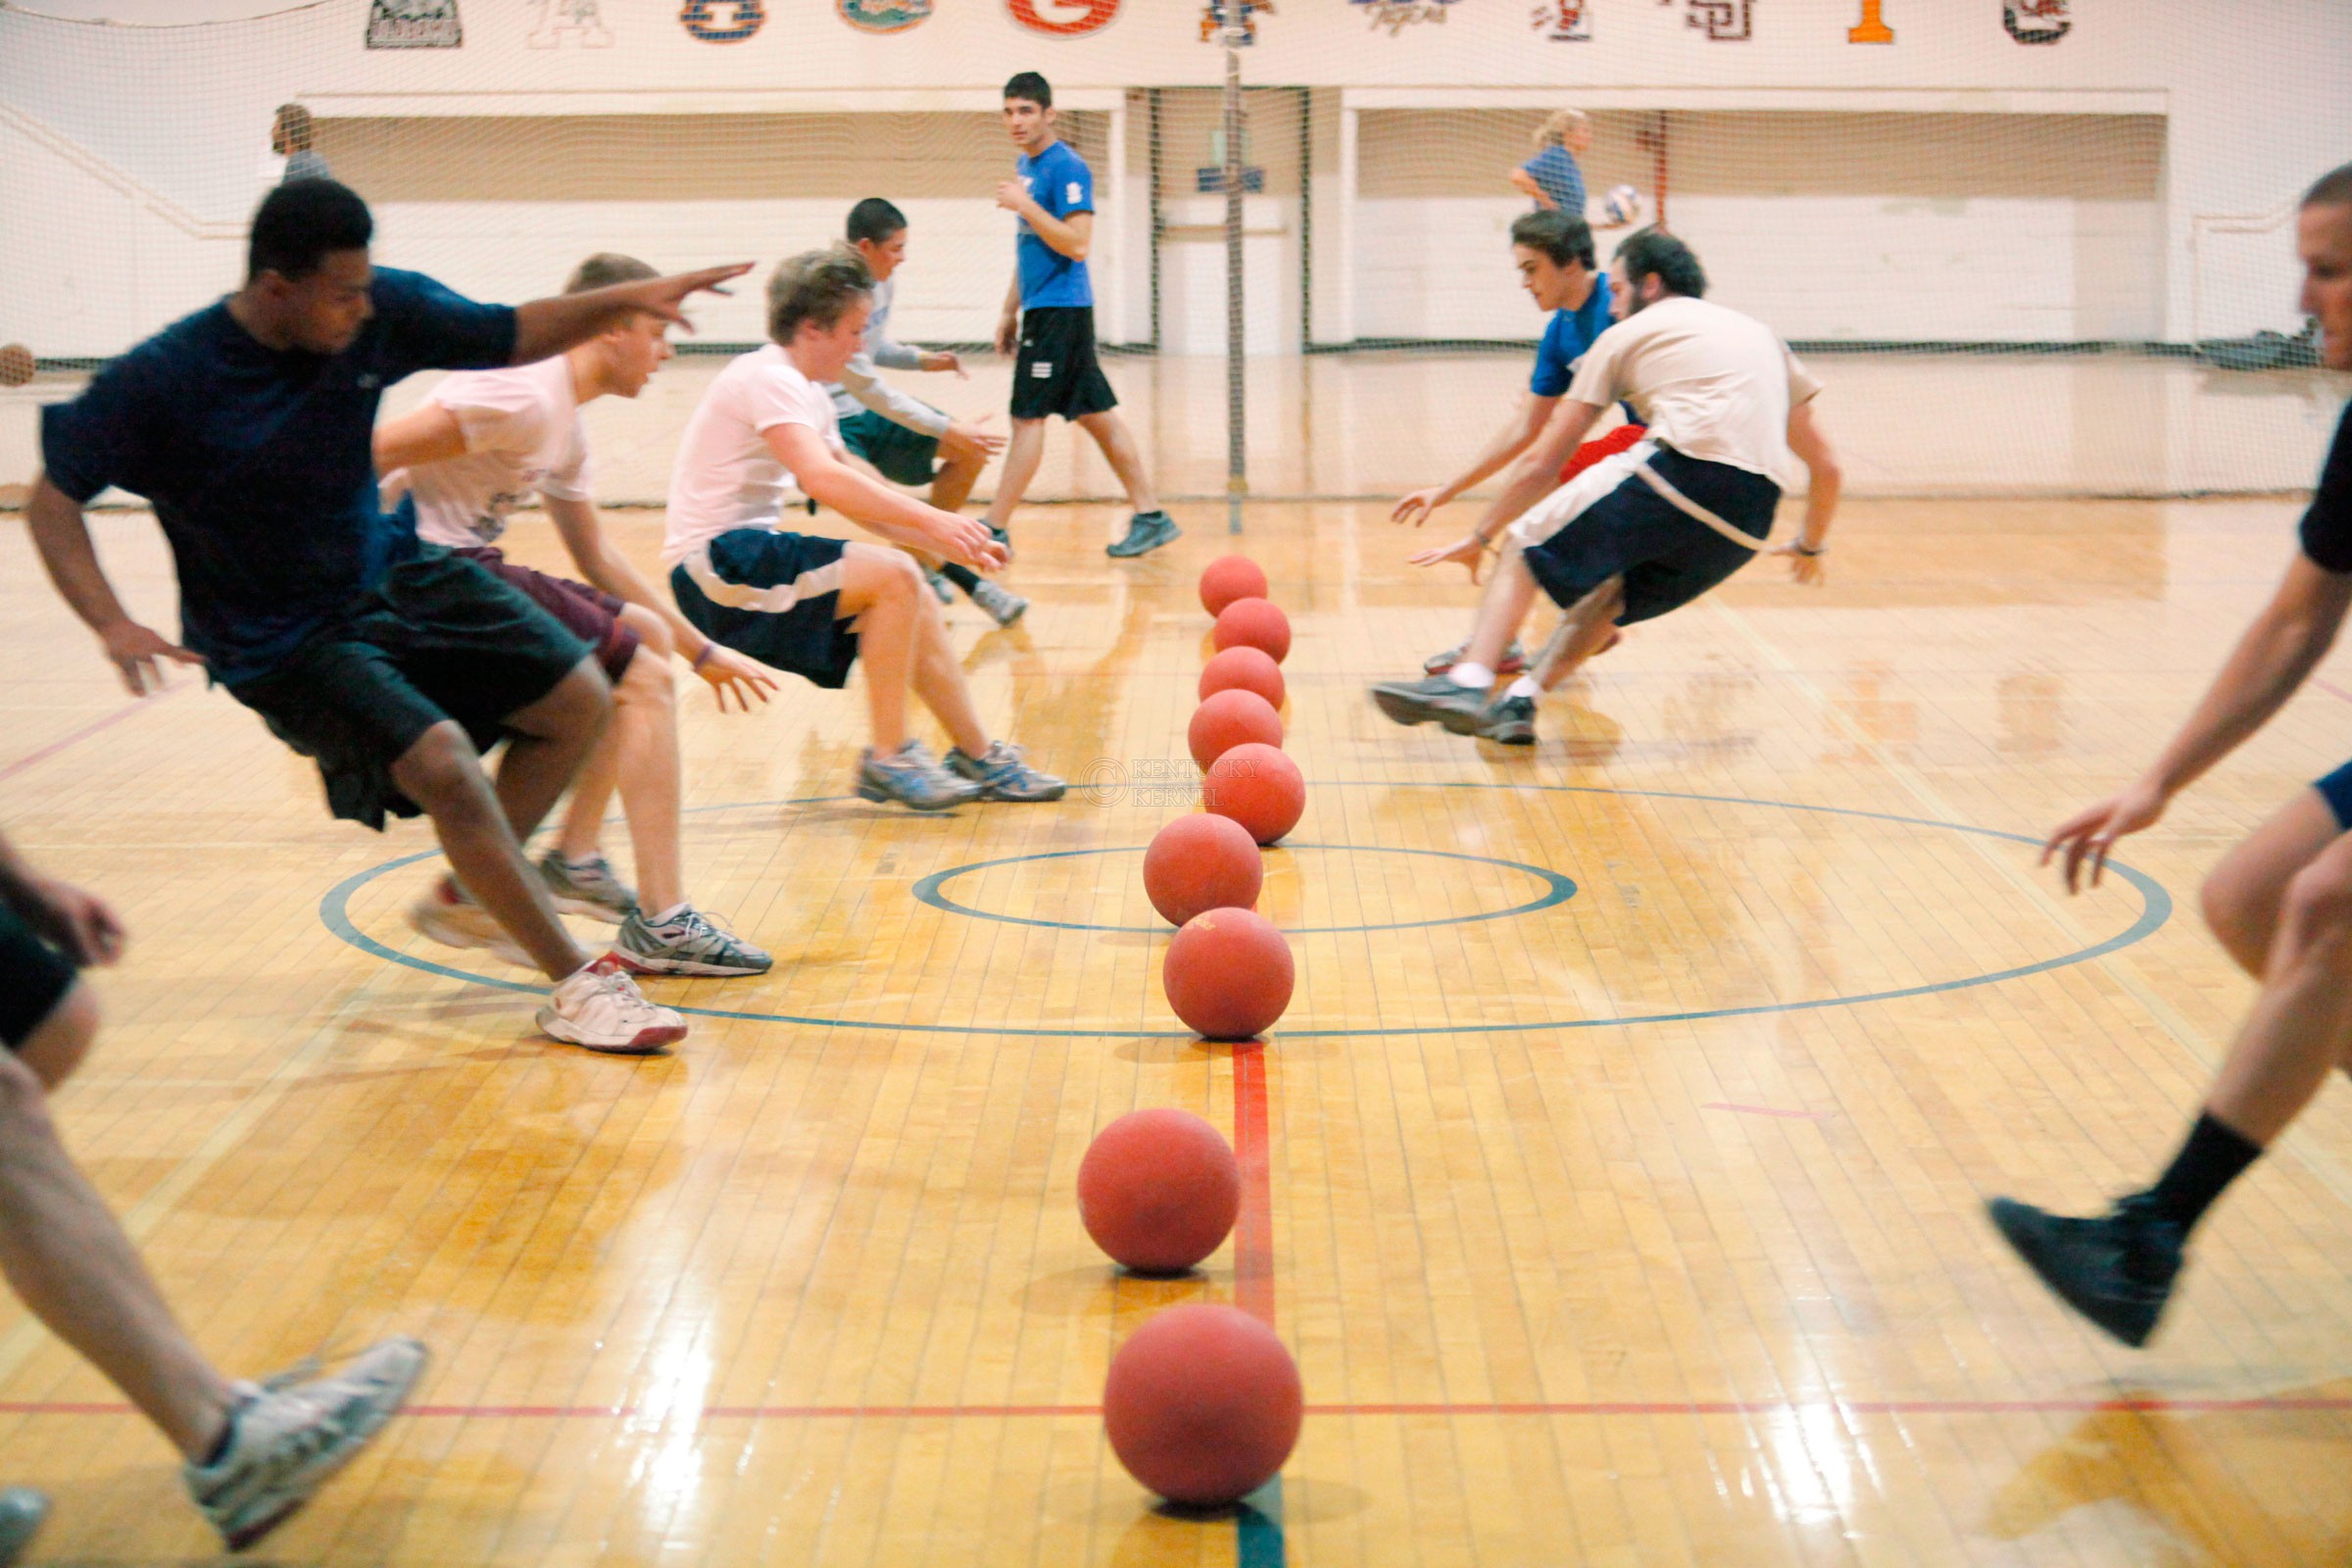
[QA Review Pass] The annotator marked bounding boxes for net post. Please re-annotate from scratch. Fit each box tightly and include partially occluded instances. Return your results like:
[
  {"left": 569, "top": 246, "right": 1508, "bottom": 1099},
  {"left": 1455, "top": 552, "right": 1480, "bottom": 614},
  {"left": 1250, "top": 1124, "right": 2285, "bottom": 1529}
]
[{"left": 1221, "top": 3, "right": 1247, "bottom": 535}]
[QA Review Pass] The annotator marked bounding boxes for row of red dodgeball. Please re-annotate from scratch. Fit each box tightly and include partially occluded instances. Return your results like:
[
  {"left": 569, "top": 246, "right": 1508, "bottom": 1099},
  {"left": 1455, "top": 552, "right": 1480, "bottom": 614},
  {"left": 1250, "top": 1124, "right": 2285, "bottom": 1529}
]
[{"left": 1076, "top": 555, "right": 1305, "bottom": 1512}]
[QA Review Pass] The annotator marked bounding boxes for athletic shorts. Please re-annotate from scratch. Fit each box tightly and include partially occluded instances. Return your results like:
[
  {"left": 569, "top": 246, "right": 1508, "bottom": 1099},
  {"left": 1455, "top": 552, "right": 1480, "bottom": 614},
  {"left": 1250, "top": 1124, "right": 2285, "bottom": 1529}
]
[
  {"left": 840, "top": 410, "right": 945, "bottom": 487},
  {"left": 455, "top": 546, "right": 638, "bottom": 682},
  {"left": 0, "top": 900, "right": 76, "bottom": 1051},
  {"left": 227, "top": 547, "right": 593, "bottom": 830},
  {"left": 1011, "top": 306, "right": 1118, "bottom": 421},
  {"left": 2316, "top": 760, "right": 2352, "bottom": 830},
  {"left": 1515, "top": 442, "right": 1781, "bottom": 625},
  {"left": 1561, "top": 421, "right": 1649, "bottom": 484},
  {"left": 670, "top": 529, "right": 860, "bottom": 690}
]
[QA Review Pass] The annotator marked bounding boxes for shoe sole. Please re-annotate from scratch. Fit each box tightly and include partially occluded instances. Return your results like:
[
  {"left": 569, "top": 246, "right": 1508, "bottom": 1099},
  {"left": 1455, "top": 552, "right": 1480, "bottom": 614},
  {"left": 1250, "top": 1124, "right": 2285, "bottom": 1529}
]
[
  {"left": 534, "top": 1005, "right": 687, "bottom": 1054},
  {"left": 612, "top": 949, "right": 775, "bottom": 978},
  {"left": 1372, "top": 688, "right": 1486, "bottom": 736},
  {"left": 408, "top": 906, "right": 531, "bottom": 967},
  {"left": 215, "top": 1339, "right": 428, "bottom": 1552},
  {"left": 983, "top": 600, "right": 1029, "bottom": 628},
  {"left": 1480, "top": 725, "right": 1536, "bottom": 746},
  {"left": 973, "top": 784, "right": 1068, "bottom": 802}
]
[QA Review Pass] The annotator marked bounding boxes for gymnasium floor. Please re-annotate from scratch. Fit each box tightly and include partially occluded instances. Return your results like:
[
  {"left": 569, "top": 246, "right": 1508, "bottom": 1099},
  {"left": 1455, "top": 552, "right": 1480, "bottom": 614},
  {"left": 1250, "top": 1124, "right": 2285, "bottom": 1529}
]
[{"left": 2, "top": 355, "right": 2351, "bottom": 1564}]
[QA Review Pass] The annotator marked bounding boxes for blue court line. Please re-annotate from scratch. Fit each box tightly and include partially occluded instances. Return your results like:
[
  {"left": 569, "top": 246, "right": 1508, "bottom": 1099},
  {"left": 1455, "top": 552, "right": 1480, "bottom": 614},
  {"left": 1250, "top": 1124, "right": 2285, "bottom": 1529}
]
[
  {"left": 317, "top": 783, "right": 2170, "bottom": 1041},
  {"left": 1237, "top": 1478, "right": 1284, "bottom": 1568},
  {"left": 910, "top": 842, "right": 1576, "bottom": 935}
]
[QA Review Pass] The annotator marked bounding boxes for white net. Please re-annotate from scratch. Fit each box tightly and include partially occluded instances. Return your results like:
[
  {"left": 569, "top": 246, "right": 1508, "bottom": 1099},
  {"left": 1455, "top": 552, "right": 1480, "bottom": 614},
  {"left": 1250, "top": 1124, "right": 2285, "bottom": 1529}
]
[{"left": 2, "top": 0, "right": 2348, "bottom": 507}]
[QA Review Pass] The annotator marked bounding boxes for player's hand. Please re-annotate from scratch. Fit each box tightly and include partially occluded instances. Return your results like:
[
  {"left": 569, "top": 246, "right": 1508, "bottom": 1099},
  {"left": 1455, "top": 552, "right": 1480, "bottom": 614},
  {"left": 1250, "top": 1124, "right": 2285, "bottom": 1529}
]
[
  {"left": 692, "top": 645, "right": 779, "bottom": 713},
  {"left": 929, "top": 513, "right": 1007, "bottom": 573},
  {"left": 921, "top": 351, "right": 968, "bottom": 378},
  {"left": 941, "top": 418, "right": 1007, "bottom": 462},
  {"left": 98, "top": 619, "right": 203, "bottom": 696},
  {"left": 1771, "top": 541, "right": 1828, "bottom": 586},
  {"left": 994, "top": 315, "right": 1020, "bottom": 356},
  {"left": 625, "top": 264, "right": 756, "bottom": 332},
  {"left": 17, "top": 875, "right": 124, "bottom": 966},
  {"left": 1408, "top": 534, "right": 1491, "bottom": 584},
  {"left": 1392, "top": 485, "right": 1449, "bottom": 528},
  {"left": 2041, "top": 780, "right": 2169, "bottom": 894},
  {"left": 995, "top": 179, "right": 1033, "bottom": 216}
]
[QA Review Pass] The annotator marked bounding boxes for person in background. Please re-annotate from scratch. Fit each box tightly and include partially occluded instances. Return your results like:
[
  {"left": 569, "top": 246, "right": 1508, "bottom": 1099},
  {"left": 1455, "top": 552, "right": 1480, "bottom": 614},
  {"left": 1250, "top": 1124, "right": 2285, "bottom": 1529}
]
[
  {"left": 1511, "top": 110, "right": 1590, "bottom": 215},
  {"left": 270, "top": 103, "right": 330, "bottom": 183}
]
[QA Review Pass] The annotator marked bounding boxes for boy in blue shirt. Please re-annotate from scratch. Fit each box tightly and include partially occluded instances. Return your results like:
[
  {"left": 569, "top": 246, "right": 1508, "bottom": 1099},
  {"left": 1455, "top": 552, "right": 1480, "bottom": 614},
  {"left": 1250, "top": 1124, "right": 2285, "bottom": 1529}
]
[
  {"left": 26, "top": 179, "right": 746, "bottom": 1054},
  {"left": 1391, "top": 210, "right": 1645, "bottom": 674},
  {"left": 986, "top": 72, "right": 1177, "bottom": 560}
]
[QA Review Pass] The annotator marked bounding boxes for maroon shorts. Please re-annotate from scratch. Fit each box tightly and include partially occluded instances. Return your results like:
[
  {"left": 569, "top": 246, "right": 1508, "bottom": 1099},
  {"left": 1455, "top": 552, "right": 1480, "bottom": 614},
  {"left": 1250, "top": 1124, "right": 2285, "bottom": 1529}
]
[{"left": 455, "top": 546, "right": 638, "bottom": 681}]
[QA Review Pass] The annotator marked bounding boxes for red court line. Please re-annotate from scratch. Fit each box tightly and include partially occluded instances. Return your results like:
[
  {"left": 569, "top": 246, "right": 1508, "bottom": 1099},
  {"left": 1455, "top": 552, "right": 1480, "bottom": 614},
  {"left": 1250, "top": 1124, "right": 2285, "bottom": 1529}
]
[
  {"left": 2314, "top": 677, "right": 2352, "bottom": 707},
  {"left": 0, "top": 685, "right": 185, "bottom": 785},
  {"left": 1231, "top": 1043, "right": 1276, "bottom": 1327}
]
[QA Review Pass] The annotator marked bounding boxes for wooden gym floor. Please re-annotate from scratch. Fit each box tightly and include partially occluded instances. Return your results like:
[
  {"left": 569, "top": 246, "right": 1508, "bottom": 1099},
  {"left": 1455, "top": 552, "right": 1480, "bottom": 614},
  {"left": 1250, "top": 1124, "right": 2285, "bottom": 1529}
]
[{"left": 4, "top": 372, "right": 2352, "bottom": 1563}]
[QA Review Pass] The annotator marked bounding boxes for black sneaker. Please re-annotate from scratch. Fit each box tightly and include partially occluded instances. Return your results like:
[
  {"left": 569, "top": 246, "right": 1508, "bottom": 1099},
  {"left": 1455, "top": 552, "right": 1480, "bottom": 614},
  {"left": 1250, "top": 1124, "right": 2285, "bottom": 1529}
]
[
  {"left": 1106, "top": 511, "right": 1181, "bottom": 559},
  {"left": 1985, "top": 1192, "right": 2184, "bottom": 1348},
  {"left": 0, "top": 1488, "right": 46, "bottom": 1568},
  {"left": 1477, "top": 693, "right": 1537, "bottom": 745},
  {"left": 1370, "top": 674, "right": 1492, "bottom": 736}
]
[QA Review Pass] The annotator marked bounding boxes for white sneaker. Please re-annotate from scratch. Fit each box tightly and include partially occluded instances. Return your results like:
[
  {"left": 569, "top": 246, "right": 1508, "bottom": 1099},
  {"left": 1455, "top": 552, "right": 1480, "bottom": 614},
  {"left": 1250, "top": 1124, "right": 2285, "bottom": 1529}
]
[
  {"left": 407, "top": 879, "right": 529, "bottom": 966},
  {"left": 183, "top": 1337, "right": 426, "bottom": 1551},
  {"left": 537, "top": 955, "right": 689, "bottom": 1054}
]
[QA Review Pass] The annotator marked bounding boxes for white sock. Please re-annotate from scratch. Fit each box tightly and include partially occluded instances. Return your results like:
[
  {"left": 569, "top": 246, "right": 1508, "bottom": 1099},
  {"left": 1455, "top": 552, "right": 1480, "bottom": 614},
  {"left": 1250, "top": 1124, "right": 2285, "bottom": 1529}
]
[
  {"left": 1448, "top": 662, "right": 1495, "bottom": 690},
  {"left": 645, "top": 902, "right": 690, "bottom": 928},
  {"left": 1503, "top": 676, "right": 1540, "bottom": 701}
]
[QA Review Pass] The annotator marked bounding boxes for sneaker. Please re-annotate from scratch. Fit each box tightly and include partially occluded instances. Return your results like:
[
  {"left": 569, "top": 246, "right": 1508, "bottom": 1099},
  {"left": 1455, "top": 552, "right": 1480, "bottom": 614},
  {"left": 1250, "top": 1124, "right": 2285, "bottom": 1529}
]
[
  {"left": 183, "top": 1336, "right": 427, "bottom": 1552},
  {"left": 924, "top": 568, "right": 955, "bottom": 605},
  {"left": 990, "top": 525, "right": 1013, "bottom": 562},
  {"left": 536, "top": 955, "right": 689, "bottom": 1054},
  {"left": 0, "top": 1488, "right": 45, "bottom": 1568},
  {"left": 614, "top": 906, "right": 773, "bottom": 977},
  {"left": 946, "top": 741, "right": 1067, "bottom": 802},
  {"left": 857, "top": 739, "right": 983, "bottom": 812},
  {"left": 1477, "top": 693, "right": 1538, "bottom": 746},
  {"left": 1985, "top": 1192, "right": 2185, "bottom": 1348},
  {"left": 1106, "top": 511, "right": 1181, "bottom": 559},
  {"left": 968, "top": 578, "right": 1029, "bottom": 628},
  {"left": 1370, "top": 674, "right": 1494, "bottom": 736},
  {"left": 537, "top": 851, "right": 637, "bottom": 924},
  {"left": 1423, "top": 639, "right": 1528, "bottom": 677},
  {"left": 407, "top": 879, "right": 529, "bottom": 967}
]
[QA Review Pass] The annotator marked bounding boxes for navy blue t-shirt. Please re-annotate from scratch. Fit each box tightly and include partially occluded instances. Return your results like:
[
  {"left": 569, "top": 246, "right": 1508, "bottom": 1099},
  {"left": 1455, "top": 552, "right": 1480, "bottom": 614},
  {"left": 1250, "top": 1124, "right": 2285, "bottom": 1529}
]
[
  {"left": 40, "top": 269, "right": 516, "bottom": 685},
  {"left": 1015, "top": 139, "right": 1095, "bottom": 310},
  {"left": 2299, "top": 400, "right": 2352, "bottom": 573},
  {"left": 1530, "top": 271, "right": 1614, "bottom": 397}
]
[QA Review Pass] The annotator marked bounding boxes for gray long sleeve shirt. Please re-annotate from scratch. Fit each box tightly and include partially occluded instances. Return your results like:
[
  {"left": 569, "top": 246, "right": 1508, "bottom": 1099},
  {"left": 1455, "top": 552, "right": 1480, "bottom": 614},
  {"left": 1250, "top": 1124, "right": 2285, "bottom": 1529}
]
[{"left": 824, "top": 276, "right": 951, "bottom": 438}]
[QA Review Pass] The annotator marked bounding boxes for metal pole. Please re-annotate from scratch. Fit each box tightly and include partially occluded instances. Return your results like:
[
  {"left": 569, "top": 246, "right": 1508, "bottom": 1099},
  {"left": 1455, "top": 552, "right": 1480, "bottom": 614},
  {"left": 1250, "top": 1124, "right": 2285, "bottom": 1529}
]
[{"left": 1222, "top": 7, "right": 1246, "bottom": 535}]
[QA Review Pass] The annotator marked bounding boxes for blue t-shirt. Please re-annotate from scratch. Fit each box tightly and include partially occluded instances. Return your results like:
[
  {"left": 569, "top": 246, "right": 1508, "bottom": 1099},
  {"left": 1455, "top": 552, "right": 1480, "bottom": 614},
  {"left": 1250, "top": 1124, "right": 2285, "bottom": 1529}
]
[
  {"left": 1521, "top": 143, "right": 1587, "bottom": 215},
  {"left": 1015, "top": 139, "right": 1095, "bottom": 311},
  {"left": 1530, "top": 271, "right": 1613, "bottom": 397},
  {"left": 40, "top": 268, "right": 516, "bottom": 685}
]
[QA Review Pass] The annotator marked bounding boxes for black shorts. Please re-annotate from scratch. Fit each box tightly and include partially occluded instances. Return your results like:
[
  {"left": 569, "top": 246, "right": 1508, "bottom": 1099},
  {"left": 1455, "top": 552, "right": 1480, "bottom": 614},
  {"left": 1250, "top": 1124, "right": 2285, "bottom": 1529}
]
[
  {"left": 839, "top": 410, "right": 945, "bottom": 487},
  {"left": 0, "top": 900, "right": 77, "bottom": 1050},
  {"left": 1520, "top": 446, "right": 1781, "bottom": 624},
  {"left": 670, "top": 529, "right": 860, "bottom": 690},
  {"left": 455, "top": 546, "right": 639, "bottom": 682},
  {"left": 1010, "top": 306, "right": 1118, "bottom": 421},
  {"left": 228, "top": 547, "right": 594, "bottom": 830}
]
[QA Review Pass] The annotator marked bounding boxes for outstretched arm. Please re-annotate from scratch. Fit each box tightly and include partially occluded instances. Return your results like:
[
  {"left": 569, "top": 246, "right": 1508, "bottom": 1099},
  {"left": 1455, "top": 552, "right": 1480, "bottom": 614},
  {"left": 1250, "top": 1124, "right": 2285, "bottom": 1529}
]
[
  {"left": 1466, "top": 398, "right": 1604, "bottom": 546},
  {"left": 24, "top": 473, "right": 203, "bottom": 696},
  {"left": 1769, "top": 399, "right": 1841, "bottom": 584},
  {"left": 0, "top": 824, "right": 124, "bottom": 967},
  {"left": 1395, "top": 392, "right": 1560, "bottom": 526},
  {"left": 509, "top": 263, "right": 752, "bottom": 366},
  {"left": 543, "top": 496, "right": 777, "bottom": 711},
  {"left": 371, "top": 403, "right": 470, "bottom": 474},
  {"left": 766, "top": 425, "right": 1006, "bottom": 571}
]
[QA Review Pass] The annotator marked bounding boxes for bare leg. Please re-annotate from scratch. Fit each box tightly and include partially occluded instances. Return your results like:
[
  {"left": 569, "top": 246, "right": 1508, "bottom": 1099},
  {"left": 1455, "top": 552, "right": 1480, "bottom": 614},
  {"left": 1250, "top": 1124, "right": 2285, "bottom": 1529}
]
[
  {"left": 0, "top": 986, "right": 237, "bottom": 1461},
  {"left": 2200, "top": 788, "right": 2340, "bottom": 977},
  {"left": 835, "top": 543, "right": 922, "bottom": 754},
  {"left": 596, "top": 612, "right": 686, "bottom": 914},
  {"left": 1073, "top": 409, "right": 1159, "bottom": 515},
  {"left": 930, "top": 444, "right": 986, "bottom": 515},
  {"left": 1533, "top": 577, "right": 1628, "bottom": 691},
  {"left": 983, "top": 418, "right": 1049, "bottom": 534},
  {"left": 1458, "top": 543, "right": 1544, "bottom": 674},
  {"left": 907, "top": 591, "right": 993, "bottom": 758},
  {"left": 2204, "top": 832, "right": 2352, "bottom": 1144}
]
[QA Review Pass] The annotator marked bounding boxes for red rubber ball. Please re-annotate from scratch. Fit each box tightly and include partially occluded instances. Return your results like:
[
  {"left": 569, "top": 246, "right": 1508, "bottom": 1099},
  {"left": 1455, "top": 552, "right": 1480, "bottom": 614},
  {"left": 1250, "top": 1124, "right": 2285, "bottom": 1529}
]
[
  {"left": 1142, "top": 813, "right": 1263, "bottom": 927},
  {"left": 1199, "top": 555, "right": 1269, "bottom": 617},
  {"left": 1104, "top": 1304, "right": 1303, "bottom": 1508},
  {"left": 1201, "top": 742, "right": 1304, "bottom": 846},
  {"left": 1211, "top": 598, "right": 1291, "bottom": 664},
  {"left": 1187, "top": 688, "right": 1284, "bottom": 772},
  {"left": 1163, "top": 906, "right": 1294, "bottom": 1041},
  {"left": 1198, "top": 645, "right": 1285, "bottom": 710},
  {"left": 1077, "top": 1109, "right": 1242, "bottom": 1274}
]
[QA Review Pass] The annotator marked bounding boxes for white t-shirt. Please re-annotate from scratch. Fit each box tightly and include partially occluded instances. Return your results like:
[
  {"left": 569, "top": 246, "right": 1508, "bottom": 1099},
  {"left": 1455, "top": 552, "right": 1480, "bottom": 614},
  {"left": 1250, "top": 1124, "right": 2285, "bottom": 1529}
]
[
  {"left": 392, "top": 356, "right": 592, "bottom": 549},
  {"left": 662, "top": 344, "right": 845, "bottom": 568},
  {"left": 1566, "top": 295, "right": 1822, "bottom": 489}
]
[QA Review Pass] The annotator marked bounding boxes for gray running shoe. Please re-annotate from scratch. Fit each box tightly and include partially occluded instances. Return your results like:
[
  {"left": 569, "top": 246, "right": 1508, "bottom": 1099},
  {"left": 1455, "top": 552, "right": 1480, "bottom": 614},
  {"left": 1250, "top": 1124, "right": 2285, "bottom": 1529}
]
[
  {"left": 0, "top": 1488, "right": 45, "bottom": 1568},
  {"left": 858, "top": 739, "right": 983, "bottom": 811},
  {"left": 407, "top": 880, "right": 530, "bottom": 967},
  {"left": 183, "top": 1337, "right": 427, "bottom": 1552},
  {"left": 924, "top": 568, "right": 955, "bottom": 605},
  {"left": 946, "top": 741, "right": 1067, "bottom": 802},
  {"left": 1423, "top": 639, "right": 1528, "bottom": 676},
  {"left": 1370, "top": 674, "right": 1494, "bottom": 736},
  {"left": 1477, "top": 693, "right": 1538, "bottom": 746},
  {"left": 615, "top": 906, "right": 773, "bottom": 977},
  {"left": 1106, "top": 511, "right": 1181, "bottom": 559},
  {"left": 537, "top": 852, "right": 637, "bottom": 924},
  {"left": 968, "top": 578, "right": 1029, "bottom": 628}
]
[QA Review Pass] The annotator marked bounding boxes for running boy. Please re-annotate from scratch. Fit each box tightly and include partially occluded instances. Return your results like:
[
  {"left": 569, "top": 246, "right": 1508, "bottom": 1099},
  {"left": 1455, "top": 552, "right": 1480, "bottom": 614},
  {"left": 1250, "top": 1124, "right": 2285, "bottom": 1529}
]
[
  {"left": 374, "top": 251, "right": 773, "bottom": 977},
  {"left": 663, "top": 247, "right": 1065, "bottom": 809},
  {"left": 986, "top": 72, "right": 1177, "bottom": 560}
]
